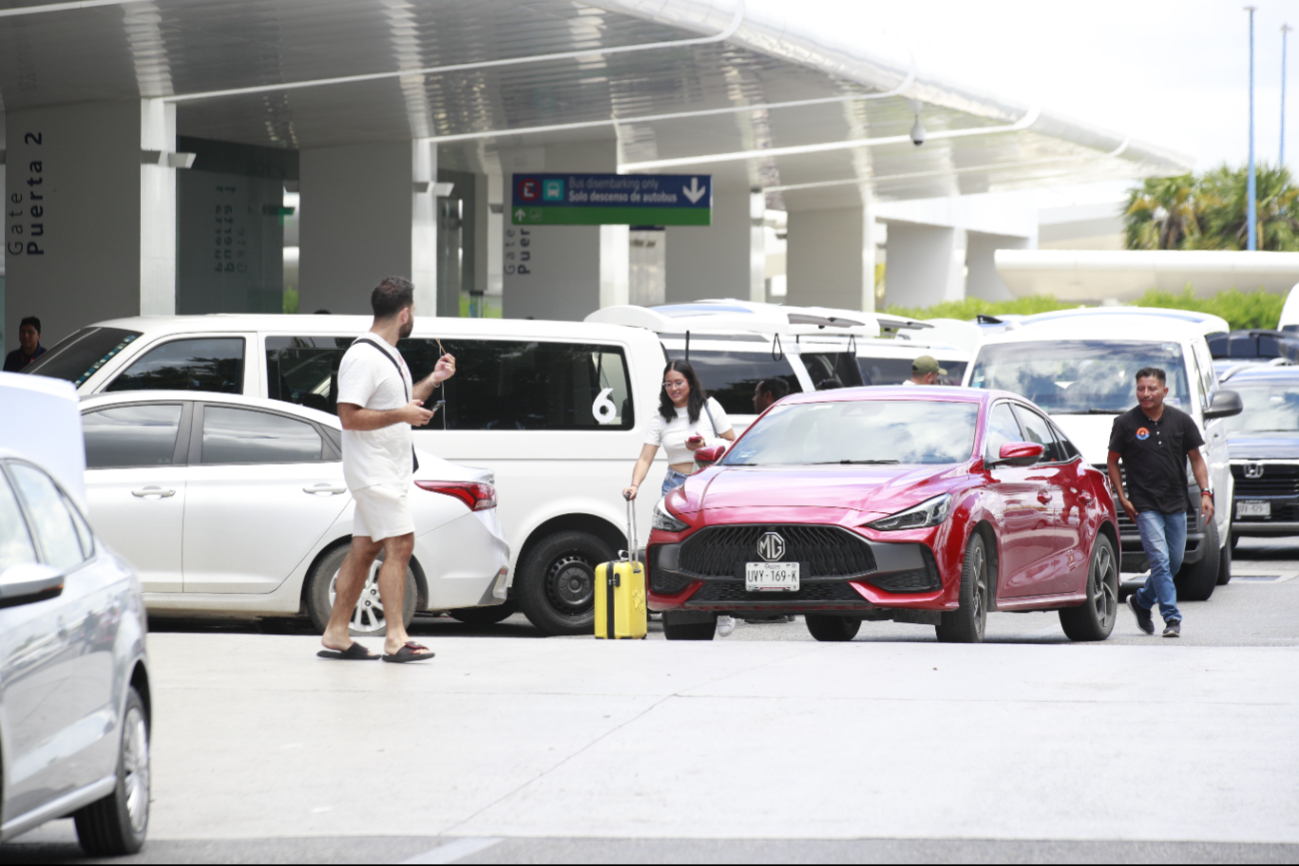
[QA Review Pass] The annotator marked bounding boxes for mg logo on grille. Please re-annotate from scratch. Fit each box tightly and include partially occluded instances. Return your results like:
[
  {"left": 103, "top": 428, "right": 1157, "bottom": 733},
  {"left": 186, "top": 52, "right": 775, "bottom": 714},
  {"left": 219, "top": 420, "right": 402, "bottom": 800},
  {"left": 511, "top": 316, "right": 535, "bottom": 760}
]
[
  {"left": 1245, "top": 463, "right": 1265, "bottom": 479},
  {"left": 757, "top": 532, "right": 786, "bottom": 562}
]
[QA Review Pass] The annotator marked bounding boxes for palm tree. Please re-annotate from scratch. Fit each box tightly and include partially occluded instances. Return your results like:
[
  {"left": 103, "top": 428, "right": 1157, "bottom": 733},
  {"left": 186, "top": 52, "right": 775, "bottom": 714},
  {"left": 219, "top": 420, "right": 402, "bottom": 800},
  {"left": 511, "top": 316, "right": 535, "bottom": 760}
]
[
  {"left": 1196, "top": 163, "right": 1299, "bottom": 251},
  {"left": 1124, "top": 175, "right": 1200, "bottom": 250}
]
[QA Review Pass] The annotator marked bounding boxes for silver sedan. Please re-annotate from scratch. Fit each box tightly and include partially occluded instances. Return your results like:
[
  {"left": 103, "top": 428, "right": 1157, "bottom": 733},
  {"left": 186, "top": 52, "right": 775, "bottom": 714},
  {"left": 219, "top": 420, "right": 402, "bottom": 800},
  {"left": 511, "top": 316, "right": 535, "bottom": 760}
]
[{"left": 0, "top": 450, "right": 151, "bottom": 855}]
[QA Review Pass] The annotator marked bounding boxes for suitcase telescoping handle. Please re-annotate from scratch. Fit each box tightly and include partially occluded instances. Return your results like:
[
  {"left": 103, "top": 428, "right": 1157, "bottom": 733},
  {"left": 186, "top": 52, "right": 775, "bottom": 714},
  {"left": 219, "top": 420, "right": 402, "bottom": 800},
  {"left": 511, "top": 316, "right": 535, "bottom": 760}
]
[{"left": 624, "top": 494, "right": 638, "bottom": 568}]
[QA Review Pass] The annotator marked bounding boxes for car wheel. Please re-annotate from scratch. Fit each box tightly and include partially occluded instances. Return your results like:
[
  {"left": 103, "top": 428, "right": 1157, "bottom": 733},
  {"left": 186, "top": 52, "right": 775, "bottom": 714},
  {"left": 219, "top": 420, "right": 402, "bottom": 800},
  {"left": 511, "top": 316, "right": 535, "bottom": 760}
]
[
  {"left": 517, "top": 531, "right": 613, "bottom": 636},
  {"left": 74, "top": 687, "right": 149, "bottom": 856},
  {"left": 1217, "top": 534, "right": 1232, "bottom": 586},
  {"left": 805, "top": 614, "right": 861, "bottom": 642},
  {"left": 1230, "top": 532, "right": 1240, "bottom": 552},
  {"left": 306, "top": 544, "right": 417, "bottom": 636},
  {"left": 1058, "top": 534, "right": 1118, "bottom": 641},
  {"left": 935, "top": 534, "right": 989, "bottom": 644},
  {"left": 448, "top": 600, "right": 518, "bottom": 626},
  {"left": 662, "top": 611, "right": 717, "bottom": 640},
  {"left": 1174, "top": 518, "right": 1220, "bottom": 602}
]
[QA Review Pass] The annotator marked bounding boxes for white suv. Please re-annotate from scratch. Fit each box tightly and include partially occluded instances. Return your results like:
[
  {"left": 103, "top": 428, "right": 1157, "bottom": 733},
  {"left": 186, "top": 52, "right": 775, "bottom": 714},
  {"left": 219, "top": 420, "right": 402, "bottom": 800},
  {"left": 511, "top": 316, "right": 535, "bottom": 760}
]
[
  {"left": 963, "top": 309, "right": 1242, "bottom": 600},
  {"left": 24, "top": 314, "right": 667, "bottom": 635}
]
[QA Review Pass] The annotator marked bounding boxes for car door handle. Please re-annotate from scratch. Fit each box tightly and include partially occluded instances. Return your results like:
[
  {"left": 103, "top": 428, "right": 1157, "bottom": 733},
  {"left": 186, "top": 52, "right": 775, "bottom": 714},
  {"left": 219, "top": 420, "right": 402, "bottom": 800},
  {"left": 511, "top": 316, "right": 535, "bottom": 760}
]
[
  {"left": 132, "top": 487, "right": 176, "bottom": 498},
  {"left": 303, "top": 484, "right": 348, "bottom": 495}
]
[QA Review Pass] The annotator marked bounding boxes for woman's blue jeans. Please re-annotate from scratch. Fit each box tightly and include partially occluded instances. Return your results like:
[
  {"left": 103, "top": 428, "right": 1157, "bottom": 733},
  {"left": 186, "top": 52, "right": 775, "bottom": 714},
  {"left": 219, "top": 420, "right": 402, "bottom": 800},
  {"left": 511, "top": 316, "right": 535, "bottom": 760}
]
[
  {"left": 662, "top": 469, "right": 690, "bottom": 497},
  {"left": 1135, "top": 510, "right": 1186, "bottom": 624}
]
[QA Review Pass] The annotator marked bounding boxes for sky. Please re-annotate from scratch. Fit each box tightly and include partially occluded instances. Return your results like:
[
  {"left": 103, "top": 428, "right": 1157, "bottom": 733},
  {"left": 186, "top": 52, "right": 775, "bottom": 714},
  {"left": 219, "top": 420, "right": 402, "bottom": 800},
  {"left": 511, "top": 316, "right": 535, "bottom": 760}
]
[{"left": 767, "top": 0, "right": 1296, "bottom": 203}]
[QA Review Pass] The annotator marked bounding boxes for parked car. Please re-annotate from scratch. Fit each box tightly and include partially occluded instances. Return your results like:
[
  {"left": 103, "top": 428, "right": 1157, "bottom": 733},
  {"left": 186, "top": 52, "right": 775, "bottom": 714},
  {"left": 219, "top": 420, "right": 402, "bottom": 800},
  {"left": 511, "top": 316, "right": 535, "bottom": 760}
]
[
  {"left": 964, "top": 309, "right": 1242, "bottom": 601},
  {"left": 0, "top": 375, "right": 151, "bottom": 855},
  {"left": 1216, "top": 365, "right": 1299, "bottom": 549},
  {"left": 646, "top": 387, "right": 1120, "bottom": 644},
  {"left": 586, "top": 300, "right": 970, "bottom": 433},
  {"left": 76, "top": 391, "right": 509, "bottom": 634},
  {"left": 23, "top": 314, "right": 665, "bottom": 636},
  {"left": 1208, "top": 330, "right": 1299, "bottom": 380}
]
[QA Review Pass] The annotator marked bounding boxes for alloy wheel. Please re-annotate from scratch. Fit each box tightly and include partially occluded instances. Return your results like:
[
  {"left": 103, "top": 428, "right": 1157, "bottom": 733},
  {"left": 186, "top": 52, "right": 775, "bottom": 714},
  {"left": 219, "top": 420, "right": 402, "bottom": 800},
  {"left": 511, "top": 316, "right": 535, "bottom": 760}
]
[
  {"left": 971, "top": 542, "right": 987, "bottom": 639},
  {"left": 122, "top": 705, "right": 150, "bottom": 835},
  {"left": 328, "top": 558, "right": 388, "bottom": 635},
  {"left": 1092, "top": 544, "right": 1117, "bottom": 630}
]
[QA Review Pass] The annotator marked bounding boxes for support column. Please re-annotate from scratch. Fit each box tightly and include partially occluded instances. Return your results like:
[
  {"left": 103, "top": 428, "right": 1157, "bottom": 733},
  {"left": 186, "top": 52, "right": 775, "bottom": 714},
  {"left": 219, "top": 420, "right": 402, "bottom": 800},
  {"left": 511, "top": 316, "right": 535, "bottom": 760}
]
[
  {"left": 785, "top": 200, "right": 876, "bottom": 312},
  {"left": 965, "top": 231, "right": 1029, "bottom": 302},
  {"left": 881, "top": 221, "right": 967, "bottom": 309},
  {"left": 664, "top": 188, "right": 764, "bottom": 304},
  {"left": 500, "top": 140, "right": 628, "bottom": 320},
  {"left": 4, "top": 99, "right": 178, "bottom": 345},
  {"left": 298, "top": 140, "right": 436, "bottom": 315}
]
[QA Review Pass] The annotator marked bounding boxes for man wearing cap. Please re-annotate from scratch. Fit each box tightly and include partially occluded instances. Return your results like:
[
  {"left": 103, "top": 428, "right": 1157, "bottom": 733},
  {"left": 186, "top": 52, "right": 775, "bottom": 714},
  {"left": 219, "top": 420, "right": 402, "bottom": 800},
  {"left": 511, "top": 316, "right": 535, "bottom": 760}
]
[{"left": 909, "top": 355, "right": 946, "bottom": 385}]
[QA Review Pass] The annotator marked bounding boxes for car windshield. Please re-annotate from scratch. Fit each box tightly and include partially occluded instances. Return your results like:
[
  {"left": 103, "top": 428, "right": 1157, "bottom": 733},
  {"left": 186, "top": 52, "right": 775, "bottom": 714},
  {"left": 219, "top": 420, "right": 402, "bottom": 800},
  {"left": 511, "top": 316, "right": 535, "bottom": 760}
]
[
  {"left": 721, "top": 399, "right": 980, "bottom": 466},
  {"left": 968, "top": 340, "right": 1191, "bottom": 414},
  {"left": 22, "top": 327, "right": 142, "bottom": 387},
  {"left": 1223, "top": 383, "right": 1299, "bottom": 433}
]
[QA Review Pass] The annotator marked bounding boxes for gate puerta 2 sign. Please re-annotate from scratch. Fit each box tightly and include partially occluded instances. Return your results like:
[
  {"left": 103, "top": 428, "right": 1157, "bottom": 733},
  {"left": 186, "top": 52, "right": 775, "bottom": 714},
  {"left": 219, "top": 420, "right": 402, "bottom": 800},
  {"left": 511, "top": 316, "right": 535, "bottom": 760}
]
[{"left": 510, "top": 174, "right": 712, "bottom": 226}]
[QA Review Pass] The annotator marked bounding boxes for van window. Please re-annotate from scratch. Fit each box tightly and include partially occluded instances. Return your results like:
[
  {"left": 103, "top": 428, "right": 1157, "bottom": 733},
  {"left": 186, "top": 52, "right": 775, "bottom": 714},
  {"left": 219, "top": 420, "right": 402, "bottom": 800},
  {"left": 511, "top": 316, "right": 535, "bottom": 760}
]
[
  {"left": 684, "top": 350, "right": 800, "bottom": 416},
  {"left": 859, "top": 356, "right": 967, "bottom": 386},
  {"left": 405, "top": 339, "right": 635, "bottom": 431},
  {"left": 800, "top": 351, "right": 864, "bottom": 388},
  {"left": 106, "top": 337, "right": 245, "bottom": 394},
  {"left": 266, "top": 335, "right": 353, "bottom": 415},
  {"left": 22, "top": 326, "right": 142, "bottom": 387}
]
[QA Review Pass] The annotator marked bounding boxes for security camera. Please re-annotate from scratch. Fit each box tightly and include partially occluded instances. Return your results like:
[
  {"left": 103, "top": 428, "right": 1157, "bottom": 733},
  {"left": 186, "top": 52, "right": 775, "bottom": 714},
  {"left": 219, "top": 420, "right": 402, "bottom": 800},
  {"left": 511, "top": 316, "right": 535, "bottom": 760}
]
[{"left": 910, "top": 117, "right": 926, "bottom": 147}]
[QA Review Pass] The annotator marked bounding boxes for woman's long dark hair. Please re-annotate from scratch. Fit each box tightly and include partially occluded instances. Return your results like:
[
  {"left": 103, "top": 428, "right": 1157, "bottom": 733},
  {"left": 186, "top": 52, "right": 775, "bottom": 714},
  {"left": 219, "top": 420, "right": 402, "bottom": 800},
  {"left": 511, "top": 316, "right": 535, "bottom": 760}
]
[{"left": 659, "top": 359, "right": 707, "bottom": 424}]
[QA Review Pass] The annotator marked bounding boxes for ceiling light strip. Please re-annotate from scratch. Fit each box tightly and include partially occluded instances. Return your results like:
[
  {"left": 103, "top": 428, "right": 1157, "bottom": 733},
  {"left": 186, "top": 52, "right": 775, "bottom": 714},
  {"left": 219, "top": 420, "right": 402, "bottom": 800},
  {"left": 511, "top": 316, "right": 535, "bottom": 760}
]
[
  {"left": 425, "top": 53, "right": 917, "bottom": 144},
  {"left": 621, "top": 106, "right": 1043, "bottom": 172},
  {"left": 0, "top": 0, "right": 143, "bottom": 17},
  {"left": 163, "top": 0, "right": 745, "bottom": 104}
]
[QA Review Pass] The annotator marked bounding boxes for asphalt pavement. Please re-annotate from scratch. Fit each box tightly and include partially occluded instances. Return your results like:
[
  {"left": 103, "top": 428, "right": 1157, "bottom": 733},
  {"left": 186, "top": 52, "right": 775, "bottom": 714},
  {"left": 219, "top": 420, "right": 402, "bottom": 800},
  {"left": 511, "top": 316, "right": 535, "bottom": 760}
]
[{"left": 3, "top": 537, "right": 1298, "bottom": 865}]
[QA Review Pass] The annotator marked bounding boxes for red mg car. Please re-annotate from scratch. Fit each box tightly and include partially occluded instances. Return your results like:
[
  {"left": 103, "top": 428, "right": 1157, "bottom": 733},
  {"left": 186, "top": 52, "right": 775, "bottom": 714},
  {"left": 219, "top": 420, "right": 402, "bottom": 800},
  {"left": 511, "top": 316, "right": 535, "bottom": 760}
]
[{"left": 646, "top": 387, "right": 1119, "bottom": 643}]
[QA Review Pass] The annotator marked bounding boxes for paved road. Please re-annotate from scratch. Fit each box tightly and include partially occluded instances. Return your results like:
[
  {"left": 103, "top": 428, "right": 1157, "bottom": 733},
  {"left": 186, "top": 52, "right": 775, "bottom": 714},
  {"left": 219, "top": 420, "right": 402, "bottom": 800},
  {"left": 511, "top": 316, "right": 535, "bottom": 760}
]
[{"left": 4, "top": 539, "right": 1298, "bottom": 865}]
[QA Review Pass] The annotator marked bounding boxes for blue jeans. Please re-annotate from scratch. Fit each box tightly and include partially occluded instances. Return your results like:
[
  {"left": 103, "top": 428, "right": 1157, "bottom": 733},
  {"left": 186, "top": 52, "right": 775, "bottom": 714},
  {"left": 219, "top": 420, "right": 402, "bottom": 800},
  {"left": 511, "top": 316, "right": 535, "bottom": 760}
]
[
  {"left": 1135, "top": 511, "right": 1186, "bottom": 624},
  {"left": 662, "top": 469, "right": 690, "bottom": 497}
]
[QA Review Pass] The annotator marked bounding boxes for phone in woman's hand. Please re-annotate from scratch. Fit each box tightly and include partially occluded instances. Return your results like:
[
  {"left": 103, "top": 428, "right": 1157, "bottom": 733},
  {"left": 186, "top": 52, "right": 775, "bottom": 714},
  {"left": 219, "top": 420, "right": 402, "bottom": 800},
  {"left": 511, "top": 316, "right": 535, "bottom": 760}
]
[{"left": 687, "top": 434, "right": 704, "bottom": 445}]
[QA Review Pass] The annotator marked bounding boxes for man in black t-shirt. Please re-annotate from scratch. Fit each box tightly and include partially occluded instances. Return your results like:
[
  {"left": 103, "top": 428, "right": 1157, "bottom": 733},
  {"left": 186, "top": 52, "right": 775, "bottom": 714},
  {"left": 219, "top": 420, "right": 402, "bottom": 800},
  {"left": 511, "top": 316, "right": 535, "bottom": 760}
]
[{"left": 1107, "top": 367, "right": 1214, "bottom": 638}]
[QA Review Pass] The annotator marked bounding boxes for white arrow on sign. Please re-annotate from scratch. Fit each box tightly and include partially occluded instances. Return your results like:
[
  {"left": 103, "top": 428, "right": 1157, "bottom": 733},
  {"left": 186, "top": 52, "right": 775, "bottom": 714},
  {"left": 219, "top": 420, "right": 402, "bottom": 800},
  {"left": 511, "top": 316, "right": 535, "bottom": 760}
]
[
  {"left": 682, "top": 177, "right": 707, "bottom": 204},
  {"left": 514, "top": 208, "right": 527, "bottom": 221}
]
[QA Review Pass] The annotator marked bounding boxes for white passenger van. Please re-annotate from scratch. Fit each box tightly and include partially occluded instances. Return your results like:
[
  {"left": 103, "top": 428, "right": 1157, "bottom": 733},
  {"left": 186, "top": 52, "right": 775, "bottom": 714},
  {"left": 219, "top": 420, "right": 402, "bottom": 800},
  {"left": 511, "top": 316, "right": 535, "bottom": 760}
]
[
  {"left": 587, "top": 301, "right": 970, "bottom": 431},
  {"left": 963, "top": 307, "right": 1242, "bottom": 601},
  {"left": 24, "top": 315, "right": 667, "bottom": 635}
]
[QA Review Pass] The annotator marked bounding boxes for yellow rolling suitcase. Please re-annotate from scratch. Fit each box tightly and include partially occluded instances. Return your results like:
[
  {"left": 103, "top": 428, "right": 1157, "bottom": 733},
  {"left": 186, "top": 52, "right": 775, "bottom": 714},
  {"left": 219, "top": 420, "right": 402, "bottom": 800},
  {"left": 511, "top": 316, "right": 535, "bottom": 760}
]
[{"left": 595, "top": 497, "right": 648, "bottom": 640}]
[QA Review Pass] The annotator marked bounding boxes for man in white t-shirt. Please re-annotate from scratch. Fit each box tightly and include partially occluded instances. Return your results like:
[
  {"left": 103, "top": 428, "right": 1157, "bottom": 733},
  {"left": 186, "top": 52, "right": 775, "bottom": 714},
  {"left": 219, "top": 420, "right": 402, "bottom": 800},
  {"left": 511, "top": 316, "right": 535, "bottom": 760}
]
[{"left": 318, "top": 276, "right": 455, "bottom": 664}]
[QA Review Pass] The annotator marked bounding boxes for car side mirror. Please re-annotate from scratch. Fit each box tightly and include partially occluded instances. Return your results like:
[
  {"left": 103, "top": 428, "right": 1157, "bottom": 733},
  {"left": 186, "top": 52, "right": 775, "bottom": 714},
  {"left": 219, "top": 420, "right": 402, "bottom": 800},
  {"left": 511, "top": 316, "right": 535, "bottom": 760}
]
[
  {"left": 694, "top": 445, "right": 726, "bottom": 467},
  {"left": 1205, "top": 389, "right": 1244, "bottom": 420},
  {"left": 992, "top": 441, "right": 1045, "bottom": 468},
  {"left": 0, "top": 563, "right": 64, "bottom": 610}
]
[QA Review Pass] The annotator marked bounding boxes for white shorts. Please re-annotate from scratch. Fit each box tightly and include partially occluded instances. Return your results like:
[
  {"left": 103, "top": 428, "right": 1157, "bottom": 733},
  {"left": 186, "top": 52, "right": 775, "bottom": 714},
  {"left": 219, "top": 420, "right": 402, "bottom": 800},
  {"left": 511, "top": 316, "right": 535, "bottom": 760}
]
[{"left": 352, "top": 482, "right": 415, "bottom": 542}]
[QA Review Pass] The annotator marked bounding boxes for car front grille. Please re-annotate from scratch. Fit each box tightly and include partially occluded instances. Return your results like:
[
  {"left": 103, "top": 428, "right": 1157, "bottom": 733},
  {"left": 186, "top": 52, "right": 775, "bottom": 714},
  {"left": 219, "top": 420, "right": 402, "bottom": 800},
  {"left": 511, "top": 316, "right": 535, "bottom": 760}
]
[
  {"left": 687, "top": 580, "right": 864, "bottom": 604},
  {"left": 1232, "top": 464, "right": 1299, "bottom": 498},
  {"left": 677, "top": 525, "right": 877, "bottom": 579}
]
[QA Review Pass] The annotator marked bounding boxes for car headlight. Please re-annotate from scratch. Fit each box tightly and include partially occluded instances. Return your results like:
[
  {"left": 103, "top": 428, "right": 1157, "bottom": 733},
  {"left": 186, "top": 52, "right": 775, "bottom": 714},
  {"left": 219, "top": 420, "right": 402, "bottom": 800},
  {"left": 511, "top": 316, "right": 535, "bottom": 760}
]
[
  {"left": 653, "top": 499, "right": 689, "bottom": 532},
  {"left": 868, "top": 494, "right": 952, "bottom": 532}
]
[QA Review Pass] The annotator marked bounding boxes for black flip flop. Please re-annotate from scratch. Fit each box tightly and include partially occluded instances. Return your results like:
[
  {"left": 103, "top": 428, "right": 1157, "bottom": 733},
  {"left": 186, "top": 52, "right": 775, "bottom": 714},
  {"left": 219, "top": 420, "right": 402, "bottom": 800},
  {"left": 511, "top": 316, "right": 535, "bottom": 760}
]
[
  {"left": 317, "top": 643, "right": 380, "bottom": 661},
  {"left": 382, "top": 641, "right": 435, "bottom": 663}
]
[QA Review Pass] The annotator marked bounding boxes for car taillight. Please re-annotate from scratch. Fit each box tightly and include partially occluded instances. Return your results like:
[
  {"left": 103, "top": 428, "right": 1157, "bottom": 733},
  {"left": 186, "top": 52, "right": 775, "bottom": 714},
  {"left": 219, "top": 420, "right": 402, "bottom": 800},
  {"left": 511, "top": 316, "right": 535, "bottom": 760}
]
[{"left": 415, "top": 481, "right": 497, "bottom": 511}]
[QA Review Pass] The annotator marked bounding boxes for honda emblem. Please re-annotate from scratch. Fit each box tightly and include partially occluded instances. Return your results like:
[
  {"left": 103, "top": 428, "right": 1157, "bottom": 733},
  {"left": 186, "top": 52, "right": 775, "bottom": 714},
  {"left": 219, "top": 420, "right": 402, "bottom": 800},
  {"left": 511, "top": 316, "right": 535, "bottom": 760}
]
[
  {"left": 1244, "top": 463, "right": 1265, "bottom": 480},
  {"left": 757, "top": 532, "right": 786, "bottom": 563}
]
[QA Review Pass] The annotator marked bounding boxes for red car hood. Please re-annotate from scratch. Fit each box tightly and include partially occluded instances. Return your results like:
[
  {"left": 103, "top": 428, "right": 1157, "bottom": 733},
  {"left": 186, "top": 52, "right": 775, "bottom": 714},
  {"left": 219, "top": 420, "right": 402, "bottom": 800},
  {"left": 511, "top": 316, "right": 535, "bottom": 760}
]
[{"left": 672, "top": 464, "right": 964, "bottom": 521}]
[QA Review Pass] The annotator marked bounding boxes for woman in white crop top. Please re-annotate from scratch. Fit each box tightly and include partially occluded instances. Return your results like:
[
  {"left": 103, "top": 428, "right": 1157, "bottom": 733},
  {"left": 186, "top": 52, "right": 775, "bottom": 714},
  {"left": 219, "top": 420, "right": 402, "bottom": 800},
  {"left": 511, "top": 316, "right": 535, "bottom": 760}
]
[{"left": 623, "top": 360, "right": 736, "bottom": 501}]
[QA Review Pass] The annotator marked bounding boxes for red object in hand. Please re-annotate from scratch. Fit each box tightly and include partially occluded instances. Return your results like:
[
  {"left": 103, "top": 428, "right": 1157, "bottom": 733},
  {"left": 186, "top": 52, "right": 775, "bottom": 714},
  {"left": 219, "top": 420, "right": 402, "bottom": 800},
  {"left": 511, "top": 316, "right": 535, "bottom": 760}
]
[{"left": 687, "top": 435, "right": 704, "bottom": 445}]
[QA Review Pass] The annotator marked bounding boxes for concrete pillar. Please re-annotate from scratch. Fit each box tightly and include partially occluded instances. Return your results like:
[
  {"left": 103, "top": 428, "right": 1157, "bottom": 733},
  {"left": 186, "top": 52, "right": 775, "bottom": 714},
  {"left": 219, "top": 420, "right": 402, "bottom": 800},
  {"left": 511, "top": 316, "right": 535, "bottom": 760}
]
[
  {"left": 785, "top": 199, "right": 876, "bottom": 312},
  {"left": 881, "top": 221, "right": 967, "bottom": 309},
  {"left": 4, "top": 99, "right": 177, "bottom": 345},
  {"left": 500, "top": 140, "right": 628, "bottom": 320},
  {"left": 298, "top": 140, "right": 436, "bottom": 315},
  {"left": 965, "top": 231, "right": 1030, "bottom": 302},
  {"left": 664, "top": 188, "right": 764, "bottom": 304}
]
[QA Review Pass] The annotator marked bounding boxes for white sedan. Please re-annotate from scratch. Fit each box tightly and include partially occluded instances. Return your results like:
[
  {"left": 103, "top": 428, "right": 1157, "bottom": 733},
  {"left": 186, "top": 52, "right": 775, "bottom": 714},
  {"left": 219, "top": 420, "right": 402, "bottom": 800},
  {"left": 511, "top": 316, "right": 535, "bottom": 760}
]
[{"left": 79, "top": 391, "right": 511, "bottom": 635}]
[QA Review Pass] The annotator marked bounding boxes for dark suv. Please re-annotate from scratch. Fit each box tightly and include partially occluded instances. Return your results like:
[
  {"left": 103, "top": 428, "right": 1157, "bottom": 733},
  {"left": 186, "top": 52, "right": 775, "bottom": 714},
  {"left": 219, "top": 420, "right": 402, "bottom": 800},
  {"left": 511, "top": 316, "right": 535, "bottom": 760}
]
[{"left": 1221, "top": 365, "right": 1299, "bottom": 546}]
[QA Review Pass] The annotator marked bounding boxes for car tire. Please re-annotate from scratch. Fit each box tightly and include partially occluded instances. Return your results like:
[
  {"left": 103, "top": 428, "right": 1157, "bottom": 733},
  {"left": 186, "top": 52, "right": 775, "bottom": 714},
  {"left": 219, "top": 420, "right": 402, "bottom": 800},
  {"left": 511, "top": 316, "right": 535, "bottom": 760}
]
[
  {"left": 1174, "top": 518, "right": 1219, "bottom": 602},
  {"left": 1217, "top": 533, "right": 1232, "bottom": 586},
  {"left": 935, "top": 533, "right": 989, "bottom": 644},
  {"left": 662, "top": 611, "right": 717, "bottom": 640},
  {"left": 306, "top": 544, "right": 417, "bottom": 636},
  {"left": 517, "top": 531, "right": 613, "bottom": 636},
  {"left": 805, "top": 614, "right": 862, "bottom": 642},
  {"left": 74, "top": 687, "right": 149, "bottom": 857},
  {"left": 1058, "top": 534, "right": 1118, "bottom": 642},
  {"left": 448, "top": 600, "right": 518, "bottom": 626},
  {"left": 1230, "top": 532, "right": 1240, "bottom": 552}
]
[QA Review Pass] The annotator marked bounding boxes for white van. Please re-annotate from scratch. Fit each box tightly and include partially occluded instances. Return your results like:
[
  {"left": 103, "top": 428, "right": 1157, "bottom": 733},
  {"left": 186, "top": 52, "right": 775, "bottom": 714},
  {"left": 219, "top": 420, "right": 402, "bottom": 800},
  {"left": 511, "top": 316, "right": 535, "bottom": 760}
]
[
  {"left": 587, "top": 301, "right": 970, "bottom": 431},
  {"left": 24, "top": 315, "right": 668, "bottom": 635},
  {"left": 963, "top": 309, "right": 1241, "bottom": 600}
]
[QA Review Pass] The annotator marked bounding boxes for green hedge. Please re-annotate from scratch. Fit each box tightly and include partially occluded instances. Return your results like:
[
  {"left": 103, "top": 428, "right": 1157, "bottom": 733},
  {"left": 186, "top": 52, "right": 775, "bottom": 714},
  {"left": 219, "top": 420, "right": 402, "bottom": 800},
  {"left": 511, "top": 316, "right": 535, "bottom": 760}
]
[{"left": 885, "top": 287, "right": 1287, "bottom": 332}]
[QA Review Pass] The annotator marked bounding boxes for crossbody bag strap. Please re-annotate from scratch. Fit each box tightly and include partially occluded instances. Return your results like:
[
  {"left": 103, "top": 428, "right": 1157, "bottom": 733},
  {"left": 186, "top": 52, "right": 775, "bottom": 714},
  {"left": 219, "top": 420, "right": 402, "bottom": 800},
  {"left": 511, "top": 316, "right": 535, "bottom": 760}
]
[
  {"left": 351, "top": 337, "right": 419, "bottom": 472},
  {"left": 702, "top": 397, "right": 719, "bottom": 438}
]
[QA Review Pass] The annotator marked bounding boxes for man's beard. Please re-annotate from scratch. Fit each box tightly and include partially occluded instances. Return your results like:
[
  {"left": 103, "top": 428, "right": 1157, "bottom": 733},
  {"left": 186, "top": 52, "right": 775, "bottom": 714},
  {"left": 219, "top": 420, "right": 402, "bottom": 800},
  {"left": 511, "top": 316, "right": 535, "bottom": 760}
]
[{"left": 399, "top": 317, "right": 414, "bottom": 339}]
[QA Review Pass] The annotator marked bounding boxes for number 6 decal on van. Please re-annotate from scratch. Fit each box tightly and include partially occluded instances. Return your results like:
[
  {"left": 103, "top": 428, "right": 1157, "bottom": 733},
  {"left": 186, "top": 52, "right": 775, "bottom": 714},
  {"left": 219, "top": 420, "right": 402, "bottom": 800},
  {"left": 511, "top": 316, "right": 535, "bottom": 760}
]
[{"left": 592, "top": 387, "right": 617, "bottom": 424}]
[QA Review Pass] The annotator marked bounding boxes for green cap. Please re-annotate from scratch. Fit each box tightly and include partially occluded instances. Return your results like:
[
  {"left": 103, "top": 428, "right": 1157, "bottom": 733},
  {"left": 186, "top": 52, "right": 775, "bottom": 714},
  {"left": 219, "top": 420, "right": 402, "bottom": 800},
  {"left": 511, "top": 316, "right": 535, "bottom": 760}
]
[{"left": 912, "top": 355, "right": 947, "bottom": 376}]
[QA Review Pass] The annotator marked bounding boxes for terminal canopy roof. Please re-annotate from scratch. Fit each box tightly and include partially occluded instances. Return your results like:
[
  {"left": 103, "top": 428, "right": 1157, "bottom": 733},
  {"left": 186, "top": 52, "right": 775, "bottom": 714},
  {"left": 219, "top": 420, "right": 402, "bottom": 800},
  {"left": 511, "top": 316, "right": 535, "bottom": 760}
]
[{"left": 0, "top": 0, "right": 1191, "bottom": 208}]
